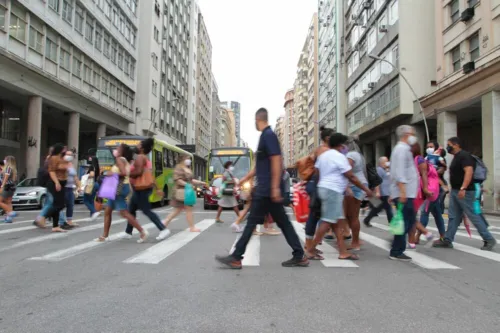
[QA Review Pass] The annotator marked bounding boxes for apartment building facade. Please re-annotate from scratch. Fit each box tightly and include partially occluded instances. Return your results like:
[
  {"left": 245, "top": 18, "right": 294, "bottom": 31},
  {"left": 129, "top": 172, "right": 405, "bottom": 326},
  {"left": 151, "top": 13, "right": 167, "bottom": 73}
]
[
  {"left": 194, "top": 10, "right": 212, "bottom": 158},
  {"left": 275, "top": 115, "right": 285, "bottom": 155},
  {"left": 283, "top": 88, "right": 294, "bottom": 168},
  {"left": 343, "top": 0, "right": 435, "bottom": 164},
  {"left": 0, "top": 0, "right": 139, "bottom": 177},
  {"left": 186, "top": 0, "right": 199, "bottom": 145},
  {"left": 420, "top": 0, "right": 500, "bottom": 211},
  {"left": 221, "top": 101, "right": 241, "bottom": 146},
  {"left": 211, "top": 74, "right": 221, "bottom": 149}
]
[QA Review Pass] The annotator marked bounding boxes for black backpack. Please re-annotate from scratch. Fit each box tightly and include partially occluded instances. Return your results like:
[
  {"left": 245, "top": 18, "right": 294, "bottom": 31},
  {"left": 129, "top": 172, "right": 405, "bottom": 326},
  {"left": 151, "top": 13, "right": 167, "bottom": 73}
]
[
  {"left": 366, "top": 163, "right": 382, "bottom": 189},
  {"left": 37, "top": 166, "right": 50, "bottom": 187}
]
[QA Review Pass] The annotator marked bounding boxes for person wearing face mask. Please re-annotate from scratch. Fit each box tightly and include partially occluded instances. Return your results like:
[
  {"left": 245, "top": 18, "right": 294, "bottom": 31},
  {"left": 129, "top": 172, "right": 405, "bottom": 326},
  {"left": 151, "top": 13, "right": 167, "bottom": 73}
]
[
  {"left": 363, "top": 156, "right": 394, "bottom": 226},
  {"left": 388, "top": 125, "right": 419, "bottom": 261},
  {"left": 425, "top": 141, "right": 448, "bottom": 211},
  {"left": 57, "top": 150, "right": 81, "bottom": 229},
  {"left": 214, "top": 161, "right": 241, "bottom": 224},
  {"left": 433, "top": 137, "right": 496, "bottom": 250},
  {"left": 162, "top": 154, "right": 207, "bottom": 233}
]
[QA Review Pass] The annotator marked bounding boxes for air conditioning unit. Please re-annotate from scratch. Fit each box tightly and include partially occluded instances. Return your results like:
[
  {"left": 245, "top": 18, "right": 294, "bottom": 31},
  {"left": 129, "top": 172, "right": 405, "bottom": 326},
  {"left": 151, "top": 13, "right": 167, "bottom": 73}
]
[
  {"left": 352, "top": 14, "right": 358, "bottom": 21},
  {"left": 363, "top": 1, "right": 372, "bottom": 9},
  {"left": 354, "top": 97, "right": 360, "bottom": 102},
  {"left": 462, "top": 61, "right": 475, "bottom": 74},
  {"left": 379, "top": 25, "right": 388, "bottom": 32},
  {"left": 323, "top": 23, "right": 328, "bottom": 27},
  {"left": 460, "top": 7, "right": 475, "bottom": 22},
  {"left": 368, "top": 82, "right": 375, "bottom": 89}
]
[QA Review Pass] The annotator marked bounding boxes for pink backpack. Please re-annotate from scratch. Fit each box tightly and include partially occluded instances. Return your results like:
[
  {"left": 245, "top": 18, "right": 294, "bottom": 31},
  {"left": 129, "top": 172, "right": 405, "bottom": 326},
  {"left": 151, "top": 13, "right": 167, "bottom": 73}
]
[{"left": 414, "top": 156, "right": 440, "bottom": 211}]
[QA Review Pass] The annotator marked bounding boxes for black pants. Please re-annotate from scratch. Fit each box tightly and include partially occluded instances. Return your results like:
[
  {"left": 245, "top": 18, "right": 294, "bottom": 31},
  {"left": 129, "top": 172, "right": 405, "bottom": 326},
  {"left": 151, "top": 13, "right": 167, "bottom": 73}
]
[
  {"left": 364, "top": 196, "right": 394, "bottom": 224},
  {"left": 232, "top": 195, "right": 304, "bottom": 260},
  {"left": 125, "top": 189, "right": 165, "bottom": 234},
  {"left": 46, "top": 180, "right": 67, "bottom": 228}
]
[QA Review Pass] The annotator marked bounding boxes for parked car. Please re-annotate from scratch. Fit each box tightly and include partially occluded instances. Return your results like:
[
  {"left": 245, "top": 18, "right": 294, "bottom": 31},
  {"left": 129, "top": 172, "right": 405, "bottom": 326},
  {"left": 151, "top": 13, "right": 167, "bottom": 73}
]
[
  {"left": 195, "top": 185, "right": 204, "bottom": 198},
  {"left": 203, "top": 177, "right": 244, "bottom": 210},
  {"left": 12, "top": 178, "right": 48, "bottom": 209}
]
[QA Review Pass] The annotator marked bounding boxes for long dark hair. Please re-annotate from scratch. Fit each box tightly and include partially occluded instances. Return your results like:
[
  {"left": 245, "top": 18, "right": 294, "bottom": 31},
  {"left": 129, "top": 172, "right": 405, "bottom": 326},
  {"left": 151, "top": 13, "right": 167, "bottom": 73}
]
[
  {"left": 88, "top": 156, "right": 100, "bottom": 179},
  {"left": 118, "top": 144, "right": 134, "bottom": 162},
  {"left": 320, "top": 126, "right": 335, "bottom": 143}
]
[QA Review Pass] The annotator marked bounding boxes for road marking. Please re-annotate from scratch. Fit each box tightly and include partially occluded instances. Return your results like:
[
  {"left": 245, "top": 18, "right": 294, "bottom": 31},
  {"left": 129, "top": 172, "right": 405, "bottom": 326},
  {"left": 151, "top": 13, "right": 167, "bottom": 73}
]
[
  {"left": 29, "top": 223, "right": 158, "bottom": 262},
  {"left": 292, "top": 221, "right": 358, "bottom": 268},
  {"left": 230, "top": 234, "right": 260, "bottom": 266},
  {"left": 123, "top": 219, "right": 215, "bottom": 264},
  {"left": 365, "top": 225, "right": 459, "bottom": 269},
  {"left": 0, "top": 226, "right": 38, "bottom": 235},
  {"left": 0, "top": 217, "right": 90, "bottom": 227}
]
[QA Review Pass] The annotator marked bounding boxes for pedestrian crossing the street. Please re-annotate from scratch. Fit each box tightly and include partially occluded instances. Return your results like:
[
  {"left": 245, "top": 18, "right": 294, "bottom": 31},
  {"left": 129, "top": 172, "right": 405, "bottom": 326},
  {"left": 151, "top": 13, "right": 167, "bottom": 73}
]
[{"left": 0, "top": 215, "right": 499, "bottom": 270}]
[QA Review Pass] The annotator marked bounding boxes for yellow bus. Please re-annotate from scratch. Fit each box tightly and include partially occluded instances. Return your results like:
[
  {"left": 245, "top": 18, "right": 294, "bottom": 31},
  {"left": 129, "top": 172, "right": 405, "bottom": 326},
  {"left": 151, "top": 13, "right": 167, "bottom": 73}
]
[
  {"left": 96, "top": 135, "right": 193, "bottom": 206},
  {"left": 206, "top": 147, "right": 254, "bottom": 183}
]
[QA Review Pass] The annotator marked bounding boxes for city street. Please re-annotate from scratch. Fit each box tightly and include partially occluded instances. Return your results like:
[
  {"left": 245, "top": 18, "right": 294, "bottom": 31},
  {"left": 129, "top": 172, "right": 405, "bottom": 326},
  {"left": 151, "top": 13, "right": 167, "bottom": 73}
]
[{"left": 1, "top": 201, "right": 500, "bottom": 332}]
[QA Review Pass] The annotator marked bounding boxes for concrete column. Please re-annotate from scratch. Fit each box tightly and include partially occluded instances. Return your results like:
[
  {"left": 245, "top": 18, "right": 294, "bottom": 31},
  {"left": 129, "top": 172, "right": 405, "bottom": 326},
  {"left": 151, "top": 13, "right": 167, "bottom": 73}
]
[
  {"left": 68, "top": 112, "right": 80, "bottom": 167},
  {"left": 362, "top": 144, "right": 374, "bottom": 166},
  {"left": 481, "top": 91, "right": 500, "bottom": 211},
  {"left": 415, "top": 125, "right": 426, "bottom": 150},
  {"left": 96, "top": 123, "right": 106, "bottom": 144},
  {"left": 26, "top": 96, "right": 42, "bottom": 178},
  {"left": 375, "top": 139, "right": 385, "bottom": 162},
  {"left": 437, "top": 111, "right": 457, "bottom": 186}
]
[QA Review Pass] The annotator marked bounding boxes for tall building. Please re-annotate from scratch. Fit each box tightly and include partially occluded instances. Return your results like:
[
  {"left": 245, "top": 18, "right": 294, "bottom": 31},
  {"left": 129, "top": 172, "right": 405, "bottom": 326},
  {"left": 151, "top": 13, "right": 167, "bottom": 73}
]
[
  {"left": 136, "top": 0, "right": 191, "bottom": 145},
  {"left": 0, "top": 0, "right": 138, "bottom": 177},
  {"left": 293, "top": 13, "right": 319, "bottom": 161},
  {"left": 195, "top": 9, "right": 212, "bottom": 158},
  {"left": 275, "top": 115, "right": 285, "bottom": 154},
  {"left": 420, "top": 0, "right": 500, "bottom": 211},
  {"left": 343, "top": 0, "right": 435, "bottom": 165},
  {"left": 283, "top": 88, "right": 295, "bottom": 167},
  {"left": 211, "top": 74, "right": 221, "bottom": 149},
  {"left": 221, "top": 107, "right": 236, "bottom": 147},
  {"left": 221, "top": 101, "right": 241, "bottom": 146},
  {"left": 187, "top": 0, "right": 200, "bottom": 145},
  {"left": 318, "top": 0, "right": 345, "bottom": 132}
]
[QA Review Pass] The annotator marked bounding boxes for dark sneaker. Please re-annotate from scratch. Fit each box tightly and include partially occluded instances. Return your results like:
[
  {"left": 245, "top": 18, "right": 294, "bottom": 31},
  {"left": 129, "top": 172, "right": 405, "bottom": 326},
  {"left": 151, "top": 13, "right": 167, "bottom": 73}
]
[
  {"left": 215, "top": 255, "right": 242, "bottom": 269},
  {"left": 61, "top": 223, "right": 74, "bottom": 230},
  {"left": 363, "top": 218, "right": 372, "bottom": 227},
  {"left": 432, "top": 238, "right": 453, "bottom": 248},
  {"left": 281, "top": 256, "right": 309, "bottom": 267},
  {"left": 324, "top": 234, "right": 334, "bottom": 240},
  {"left": 389, "top": 254, "right": 412, "bottom": 262},
  {"left": 481, "top": 239, "right": 497, "bottom": 251}
]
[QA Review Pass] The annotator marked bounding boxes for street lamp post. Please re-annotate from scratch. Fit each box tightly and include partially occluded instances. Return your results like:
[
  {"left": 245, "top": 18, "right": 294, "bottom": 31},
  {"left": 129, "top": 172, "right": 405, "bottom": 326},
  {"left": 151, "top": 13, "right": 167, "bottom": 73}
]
[
  {"left": 368, "top": 54, "right": 430, "bottom": 142},
  {"left": 148, "top": 97, "right": 179, "bottom": 134}
]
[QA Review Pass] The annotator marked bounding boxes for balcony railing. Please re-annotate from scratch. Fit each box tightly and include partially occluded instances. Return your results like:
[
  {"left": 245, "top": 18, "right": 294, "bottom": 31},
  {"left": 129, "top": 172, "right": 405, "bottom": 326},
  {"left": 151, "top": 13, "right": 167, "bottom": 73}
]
[{"left": 347, "top": 97, "right": 400, "bottom": 134}]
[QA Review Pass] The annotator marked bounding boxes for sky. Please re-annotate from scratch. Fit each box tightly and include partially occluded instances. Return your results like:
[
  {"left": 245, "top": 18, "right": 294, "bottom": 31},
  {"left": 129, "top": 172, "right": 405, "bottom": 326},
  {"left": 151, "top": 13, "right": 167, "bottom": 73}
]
[{"left": 197, "top": 0, "right": 317, "bottom": 150}]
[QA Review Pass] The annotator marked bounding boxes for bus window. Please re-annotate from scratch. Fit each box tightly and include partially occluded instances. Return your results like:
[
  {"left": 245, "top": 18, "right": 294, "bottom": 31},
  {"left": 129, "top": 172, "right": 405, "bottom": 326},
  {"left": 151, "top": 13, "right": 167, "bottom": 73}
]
[
  {"left": 173, "top": 151, "right": 179, "bottom": 165},
  {"left": 167, "top": 149, "right": 175, "bottom": 167},
  {"left": 96, "top": 148, "right": 114, "bottom": 165},
  {"left": 163, "top": 148, "right": 170, "bottom": 168},
  {"left": 154, "top": 150, "right": 163, "bottom": 177}
]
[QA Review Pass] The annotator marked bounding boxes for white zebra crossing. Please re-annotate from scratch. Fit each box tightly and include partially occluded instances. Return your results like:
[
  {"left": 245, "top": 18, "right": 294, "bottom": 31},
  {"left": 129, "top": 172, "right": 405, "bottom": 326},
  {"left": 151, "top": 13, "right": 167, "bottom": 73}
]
[{"left": 230, "top": 234, "right": 260, "bottom": 266}]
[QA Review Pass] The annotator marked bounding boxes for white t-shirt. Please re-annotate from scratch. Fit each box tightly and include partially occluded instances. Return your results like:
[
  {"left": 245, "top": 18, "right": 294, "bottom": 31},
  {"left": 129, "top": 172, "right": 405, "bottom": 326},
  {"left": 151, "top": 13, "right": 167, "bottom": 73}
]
[{"left": 315, "top": 149, "right": 352, "bottom": 193}]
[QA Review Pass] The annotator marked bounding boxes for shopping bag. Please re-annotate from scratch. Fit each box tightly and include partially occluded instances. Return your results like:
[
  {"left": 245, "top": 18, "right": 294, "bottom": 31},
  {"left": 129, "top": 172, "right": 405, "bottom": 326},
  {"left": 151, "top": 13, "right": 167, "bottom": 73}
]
[
  {"left": 389, "top": 203, "right": 405, "bottom": 235},
  {"left": 184, "top": 183, "right": 197, "bottom": 206},
  {"left": 98, "top": 174, "right": 119, "bottom": 200}
]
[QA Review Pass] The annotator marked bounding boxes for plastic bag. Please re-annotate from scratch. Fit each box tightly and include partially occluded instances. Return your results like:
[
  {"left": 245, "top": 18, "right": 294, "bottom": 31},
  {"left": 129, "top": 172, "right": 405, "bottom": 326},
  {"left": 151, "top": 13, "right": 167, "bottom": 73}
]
[
  {"left": 389, "top": 203, "right": 405, "bottom": 235},
  {"left": 184, "top": 183, "right": 196, "bottom": 206},
  {"left": 98, "top": 174, "right": 119, "bottom": 200}
]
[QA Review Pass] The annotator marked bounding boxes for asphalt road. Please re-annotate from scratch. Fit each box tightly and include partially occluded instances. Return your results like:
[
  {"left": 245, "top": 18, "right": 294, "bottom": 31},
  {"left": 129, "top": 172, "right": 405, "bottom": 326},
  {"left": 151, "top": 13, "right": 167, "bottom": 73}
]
[{"left": 1, "top": 201, "right": 500, "bottom": 333}]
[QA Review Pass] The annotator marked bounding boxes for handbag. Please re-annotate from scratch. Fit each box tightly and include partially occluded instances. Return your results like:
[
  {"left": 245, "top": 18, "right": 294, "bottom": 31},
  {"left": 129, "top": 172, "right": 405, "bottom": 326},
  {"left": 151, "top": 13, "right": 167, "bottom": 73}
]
[
  {"left": 221, "top": 172, "right": 235, "bottom": 196},
  {"left": 174, "top": 187, "right": 185, "bottom": 201},
  {"left": 98, "top": 174, "right": 119, "bottom": 200},
  {"left": 84, "top": 178, "right": 94, "bottom": 194},
  {"left": 184, "top": 184, "right": 196, "bottom": 206},
  {"left": 133, "top": 158, "right": 154, "bottom": 190}
]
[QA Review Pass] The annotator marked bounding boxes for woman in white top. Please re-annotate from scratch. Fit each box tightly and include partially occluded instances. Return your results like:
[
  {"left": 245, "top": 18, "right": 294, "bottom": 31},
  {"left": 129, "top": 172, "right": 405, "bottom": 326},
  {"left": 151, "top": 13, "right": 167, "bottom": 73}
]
[
  {"left": 344, "top": 137, "right": 368, "bottom": 251},
  {"left": 305, "top": 133, "right": 372, "bottom": 261}
]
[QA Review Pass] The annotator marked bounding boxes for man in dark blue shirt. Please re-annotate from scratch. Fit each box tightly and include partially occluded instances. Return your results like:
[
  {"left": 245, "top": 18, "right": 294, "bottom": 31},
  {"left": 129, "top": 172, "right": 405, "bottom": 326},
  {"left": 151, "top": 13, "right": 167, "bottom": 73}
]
[{"left": 216, "top": 108, "right": 308, "bottom": 269}]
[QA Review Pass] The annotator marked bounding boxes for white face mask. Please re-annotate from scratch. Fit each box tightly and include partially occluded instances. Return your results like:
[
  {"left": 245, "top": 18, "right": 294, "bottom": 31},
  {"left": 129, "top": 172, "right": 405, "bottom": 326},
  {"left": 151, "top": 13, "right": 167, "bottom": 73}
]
[
  {"left": 385, "top": 161, "right": 390, "bottom": 167},
  {"left": 184, "top": 159, "right": 192, "bottom": 167},
  {"left": 426, "top": 148, "right": 435, "bottom": 155},
  {"left": 229, "top": 166, "right": 235, "bottom": 172},
  {"left": 64, "top": 155, "right": 74, "bottom": 162},
  {"left": 407, "top": 135, "right": 417, "bottom": 145}
]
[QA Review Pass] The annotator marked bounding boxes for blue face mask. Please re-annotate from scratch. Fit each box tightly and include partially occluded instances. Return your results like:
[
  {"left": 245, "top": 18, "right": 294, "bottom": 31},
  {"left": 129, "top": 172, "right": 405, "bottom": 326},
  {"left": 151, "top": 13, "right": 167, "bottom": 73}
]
[{"left": 340, "top": 146, "right": 348, "bottom": 155}]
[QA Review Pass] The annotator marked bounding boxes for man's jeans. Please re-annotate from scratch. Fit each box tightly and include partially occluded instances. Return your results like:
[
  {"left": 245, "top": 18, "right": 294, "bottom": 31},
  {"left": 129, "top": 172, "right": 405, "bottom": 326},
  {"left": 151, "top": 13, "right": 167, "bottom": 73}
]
[
  {"left": 232, "top": 195, "right": 304, "bottom": 260},
  {"left": 365, "top": 196, "right": 394, "bottom": 224},
  {"left": 125, "top": 189, "right": 165, "bottom": 234},
  {"left": 420, "top": 198, "right": 446, "bottom": 236},
  {"left": 444, "top": 189, "right": 494, "bottom": 242},
  {"left": 390, "top": 198, "right": 415, "bottom": 257}
]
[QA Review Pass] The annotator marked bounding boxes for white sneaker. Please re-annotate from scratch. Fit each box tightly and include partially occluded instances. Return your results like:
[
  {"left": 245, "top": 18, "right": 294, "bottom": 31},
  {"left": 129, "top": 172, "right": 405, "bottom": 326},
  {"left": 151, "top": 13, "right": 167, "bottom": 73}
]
[
  {"left": 156, "top": 229, "right": 171, "bottom": 241},
  {"left": 137, "top": 229, "right": 149, "bottom": 243},
  {"left": 122, "top": 233, "right": 133, "bottom": 240},
  {"left": 231, "top": 223, "right": 243, "bottom": 233},
  {"left": 91, "top": 212, "right": 101, "bottom": 221}
]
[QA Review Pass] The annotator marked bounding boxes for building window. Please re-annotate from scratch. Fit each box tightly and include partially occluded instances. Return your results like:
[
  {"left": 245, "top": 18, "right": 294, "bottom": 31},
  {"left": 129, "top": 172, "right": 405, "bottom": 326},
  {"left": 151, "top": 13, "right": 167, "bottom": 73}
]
[
  {"left": 93, "top": 71, "right": 101, "bottom": 88},
  {"left": 469, "top": 33, "right": 480, "bottom": 61},
  {"left": 29, "top": 17, "right": 44, "bottom": 54},
  {"left": 45, "top": 37, "right": 58, "bottom": 62},
  {"left": 95, "top": 25, "right": 102, "bottom": 50},
  {"left": 152, "top": 53, "right": 158, "bottom": 69},
  {"left": 85, "top": 17, "right": 94, "bottom": 42},
  {"left": 0, "top": 2, "right": 7, "bottom": 32},
  {"left": 84, "top": 63, "right": 91, "bottom": 82},
  {"left": 124, "top": 55, "right": 130, "bottom": 74},
  {"left": 62, "top": 0, "right": 73, "bottom": 24},
  {"left": 48, "top": 0, "right": 60, "bottom": 13},
  {"left": 450, "top": 0, "right": 460, "bottom": 24},
  {"left": 468, "top": 0, "right": 479, "bottom": 7},
  {"left": 152, "top": 80, "right": 158, "bottom": 96},
  {"left": 367, "top": 29, "right": 376, "bottom": 53},
  {"left": 154, "top": 26, "right": 160, "bottom": 42},
  {"left": 131, "top": 31, "right": 136, "bottom": 47},
  {"left": 102, "top": 78, "right": 109, "bottom": 94},
  {"left": 103, "top": 33, "right": 110, "bottom": 57},
  {"left": 72, "top": 53, "right": 82, "bottom": 78},
  {"left": 60, "top": 48, "right": 70, "bottom": 71},
  {"left": 130, "top": 61, "right": 136, "bottom": 79},
  {"left": 103, "top": 0, "right": 111, "bottom": 17},
  {"left": 111, "top": 41, "right": 117, "bottom": 63},
  {"left": 9, "top": 4, "right": 27, "bottom": 43},
  {"left": 117, "top": 49, "right": 123, "bottom": 69},
  {"left": 112, "top": 9, "right": 118, "bottom": 27},
  {"left": 451, "top": 46, "right": 461, "bottom": 72},
  {"left": 75, "top": 5, "right": 84, "bottom": 33},
  {"left": 389, "top": 0, "right": 399, "bottom": 25}
]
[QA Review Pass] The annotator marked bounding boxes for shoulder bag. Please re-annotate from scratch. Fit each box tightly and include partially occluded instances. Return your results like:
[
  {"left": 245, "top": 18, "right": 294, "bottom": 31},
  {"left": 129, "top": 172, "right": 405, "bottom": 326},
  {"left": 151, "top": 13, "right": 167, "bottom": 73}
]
[{"left": 134, "top": 156, "right": 154, "bottom": 191}]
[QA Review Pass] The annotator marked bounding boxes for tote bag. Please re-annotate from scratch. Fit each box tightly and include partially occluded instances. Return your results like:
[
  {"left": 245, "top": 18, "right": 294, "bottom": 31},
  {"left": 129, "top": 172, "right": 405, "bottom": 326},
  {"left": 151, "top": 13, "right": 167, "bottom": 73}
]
[
  {"left": 98, "top": 174, "right": 119, "bottom": 200},
  {"left": 184, "top": 184, "right": 196, "bottom": 206}
]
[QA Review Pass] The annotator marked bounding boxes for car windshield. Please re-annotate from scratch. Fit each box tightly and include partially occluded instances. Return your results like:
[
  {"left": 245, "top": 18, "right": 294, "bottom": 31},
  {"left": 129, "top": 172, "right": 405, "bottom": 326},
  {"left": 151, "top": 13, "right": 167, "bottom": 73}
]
[
  {"left": 17, "top": 178, "right": 40, "bottom": 187},
  {"left": 209, "top": 155, "right": 250, "bottom": 180},
  {"left": 211, "top": 178, "right": 223, "bottom": 187}
]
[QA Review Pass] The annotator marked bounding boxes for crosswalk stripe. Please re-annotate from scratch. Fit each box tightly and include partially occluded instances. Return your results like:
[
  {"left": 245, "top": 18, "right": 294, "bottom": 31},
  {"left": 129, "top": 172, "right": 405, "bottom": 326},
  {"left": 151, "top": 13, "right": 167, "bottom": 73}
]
[
  {"left": 292, "top": 221, "right": 358, "bottom": 268},
  {"left": 29, "top": 223, "right": 158, "bottom": 262},
  {"left": 0, "top": 217, "right": 90, "bottom": 227},
  {"left": 230, "top": 234, "right": 260, "bottom": 266},
  {"left": 0, "top": 226, "right": 37, "bottom": 234},
  {"left": 363, "top": 225, "right": 460, "bottom": 269},
  {"left": 123, "top": 219, "right": 215, "bottom": 264}
]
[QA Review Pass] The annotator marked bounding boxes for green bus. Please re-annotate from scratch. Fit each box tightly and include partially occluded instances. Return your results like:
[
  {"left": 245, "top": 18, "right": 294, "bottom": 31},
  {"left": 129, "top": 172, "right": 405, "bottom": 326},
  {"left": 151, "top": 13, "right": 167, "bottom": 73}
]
[
  {"left": 206, "top": 147, "right": 254, "bottom": 183},
  {"left": 96, "top": 135, "right": 193, "bottom": 205}
]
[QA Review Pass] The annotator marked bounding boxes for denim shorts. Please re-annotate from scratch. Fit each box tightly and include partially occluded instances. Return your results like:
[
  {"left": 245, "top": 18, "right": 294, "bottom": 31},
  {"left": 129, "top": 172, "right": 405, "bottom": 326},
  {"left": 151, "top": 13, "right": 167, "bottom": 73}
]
[
  {"left": 317, "top": 187, "right": 344, "bottom": 223},
  {"left": 106, "top": 183, "right": 130, "bottom": 211},
  {"left": 350, "top": 184, "right": 367, "bottom": 201}
]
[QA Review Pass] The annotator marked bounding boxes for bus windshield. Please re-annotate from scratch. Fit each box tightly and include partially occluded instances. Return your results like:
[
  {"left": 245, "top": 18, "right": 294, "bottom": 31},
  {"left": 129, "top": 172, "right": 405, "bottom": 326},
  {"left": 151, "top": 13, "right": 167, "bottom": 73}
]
[
  {"left": 209, "top": 155, "right": 250, "bottom": 180},
  {"left": 96, "top": 148, "right": 115, "bottom": 165}
]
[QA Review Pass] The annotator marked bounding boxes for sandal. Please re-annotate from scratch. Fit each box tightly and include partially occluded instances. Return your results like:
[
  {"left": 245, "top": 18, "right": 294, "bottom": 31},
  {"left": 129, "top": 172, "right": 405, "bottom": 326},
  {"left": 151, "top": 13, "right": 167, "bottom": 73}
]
[
  {"left": 338, "top": 253, "right": 359, "bottom": 260},
  {"left": 94, "top": 236, "right": 108, "bottom": 242},
  {"left": 306, "top": 253, "right": 324, "bottom": 260}
]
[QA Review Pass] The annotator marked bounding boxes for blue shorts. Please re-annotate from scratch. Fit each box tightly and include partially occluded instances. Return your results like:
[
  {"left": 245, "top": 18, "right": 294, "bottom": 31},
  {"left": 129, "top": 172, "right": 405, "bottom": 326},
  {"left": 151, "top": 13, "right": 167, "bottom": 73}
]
[
  {"left": 317, "top": 187, "right": 344, "bottom": 223},
  {"left": 350, "top": 184, "right": 367, "bottom": 201},
  {"left": 106, "top": 184, "right": 130, "bottom": 211}
]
